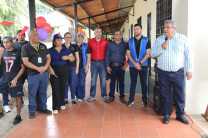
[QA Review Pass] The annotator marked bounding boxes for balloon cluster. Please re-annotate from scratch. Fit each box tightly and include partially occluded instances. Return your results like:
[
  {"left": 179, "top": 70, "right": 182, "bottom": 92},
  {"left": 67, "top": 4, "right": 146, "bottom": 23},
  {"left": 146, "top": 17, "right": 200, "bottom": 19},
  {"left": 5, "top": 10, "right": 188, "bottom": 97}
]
[{"left": 35, "top": 16, "right": 51, "bottom": 41}]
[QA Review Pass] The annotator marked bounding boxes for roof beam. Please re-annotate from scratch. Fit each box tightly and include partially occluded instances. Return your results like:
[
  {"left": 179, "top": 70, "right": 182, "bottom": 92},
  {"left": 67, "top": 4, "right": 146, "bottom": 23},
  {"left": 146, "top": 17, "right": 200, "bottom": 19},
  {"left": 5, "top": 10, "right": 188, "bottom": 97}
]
[
  {"left": 78, "top": 5, "right": 133, "bottom": 21},
  {"left": 102, "top": 23, "right": 123, "bottom": 29},
  {"left": 54, "top": 0, "right": 93, "bottom": 11},
  {"left": 91, "top": 16, "right": 127, "bottom": 26}
]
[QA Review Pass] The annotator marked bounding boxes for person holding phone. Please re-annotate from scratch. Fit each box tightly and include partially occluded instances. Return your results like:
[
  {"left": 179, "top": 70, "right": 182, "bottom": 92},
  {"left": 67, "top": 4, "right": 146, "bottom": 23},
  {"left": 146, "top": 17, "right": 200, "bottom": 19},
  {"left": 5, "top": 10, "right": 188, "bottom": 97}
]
[{"left": 0, "top": 36, "right": 25, "bottom": 124}]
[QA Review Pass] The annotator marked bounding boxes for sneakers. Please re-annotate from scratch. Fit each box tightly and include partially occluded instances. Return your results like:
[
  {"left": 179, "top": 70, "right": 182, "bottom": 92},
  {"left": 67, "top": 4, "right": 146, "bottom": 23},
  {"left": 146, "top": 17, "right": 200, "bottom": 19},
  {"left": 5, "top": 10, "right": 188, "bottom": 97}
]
[
  {"left": 105, "top": 97, "right": 114, "bottom": 103},
  {"left": 13, "top": 115, "right": 22, "bottom": 125},
  {"left": 29, "top": 112, "right": 35, "bottom": 119},
  {"left": 142, "top": 101, "right": 148, "bottom": 107},
  {"left": 39, "top": 108, "right": 52, "bottom": 114},
  {"left": 120, "top": 98, "right": 126, "bottom": 104},
  {"left": 126, "top": 101, "right": 134, "bottom": 106},
  {"left": 65, "top": 100, "right": 69, "bottom": 105},
  {"left": 53, "top": 110, "right": 58, "bottom": 114},
  {"left": 87, "top": 97, "right": 95, "bottom": 102},
  {"left": 60, "top": 106, "right": 66, "bottom": 110},
  {"left": 0, "top": 111, "right": 4, "bottom": 118},
  {"left": 77, "top": 99, "right": 83, "bottom": 102},
  {"left": 102, "top": 96, "right": 107, "bottom": 102},
  {"left": 72, "top": 100, "right": 77, "bottom": 104},
  {"left": 3, "top": 105, "right": 11, "bottom": 113}
]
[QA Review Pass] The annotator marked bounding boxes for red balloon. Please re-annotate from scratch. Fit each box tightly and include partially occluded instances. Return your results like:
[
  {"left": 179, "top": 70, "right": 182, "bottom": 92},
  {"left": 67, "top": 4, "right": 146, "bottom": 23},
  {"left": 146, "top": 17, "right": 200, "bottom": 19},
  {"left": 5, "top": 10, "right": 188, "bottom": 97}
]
[
  {"left": 81, "top": 31, "right": 86, "bottom": 36},
  {"left": 43, "top": 23, "right": 51, "bottom": 33},
  {"left": 35, "top": 16, "right": 46, "bottom": 28}
]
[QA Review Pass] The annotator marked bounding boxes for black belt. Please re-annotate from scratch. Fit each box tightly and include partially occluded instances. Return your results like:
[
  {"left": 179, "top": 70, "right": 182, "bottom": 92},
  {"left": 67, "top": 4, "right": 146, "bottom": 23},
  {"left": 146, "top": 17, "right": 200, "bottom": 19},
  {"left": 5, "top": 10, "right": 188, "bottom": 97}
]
[
  {"left": 158, "top": 68, "right": 184, "bottom": 73},
  {"left": 91, "top": 59, "right": 104, "bottom": 62},
  {"left": 110, "top": 63, "right": 124, "bottom": 66}
]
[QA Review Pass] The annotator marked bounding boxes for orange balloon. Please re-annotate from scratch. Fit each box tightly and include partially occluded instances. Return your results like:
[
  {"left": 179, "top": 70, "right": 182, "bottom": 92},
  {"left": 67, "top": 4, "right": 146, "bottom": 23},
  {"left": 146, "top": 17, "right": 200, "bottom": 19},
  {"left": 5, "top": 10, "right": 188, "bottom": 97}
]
[{"left": 78, "top": 27, "right": 82, "bottom": 32}]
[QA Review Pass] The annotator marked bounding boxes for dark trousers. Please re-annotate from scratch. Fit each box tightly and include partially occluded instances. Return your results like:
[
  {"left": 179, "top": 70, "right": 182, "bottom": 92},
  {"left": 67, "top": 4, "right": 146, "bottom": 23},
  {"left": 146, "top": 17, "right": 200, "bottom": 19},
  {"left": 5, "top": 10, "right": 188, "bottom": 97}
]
[
  {"left": 74, "top": 67, "right": 87, "bottom": 100},
  {"left": 50, "top": 64, "right": 69, "bottom": 110},
  {"left": 109, "top": 65, "right": 125, "bottom": 99},
  {"left": 129, "top": 66, "right": 148, "bottom": 102},
  {"left": 158, "top": 68, "right": 185, "bottom": 117}
]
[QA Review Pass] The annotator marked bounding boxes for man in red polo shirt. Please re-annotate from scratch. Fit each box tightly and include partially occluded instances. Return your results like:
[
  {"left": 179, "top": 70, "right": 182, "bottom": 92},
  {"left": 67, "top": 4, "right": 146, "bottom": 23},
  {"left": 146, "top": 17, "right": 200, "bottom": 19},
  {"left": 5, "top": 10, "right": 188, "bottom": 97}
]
[{"left": 87, "top": 27, "right": 108, "bottom": 102}]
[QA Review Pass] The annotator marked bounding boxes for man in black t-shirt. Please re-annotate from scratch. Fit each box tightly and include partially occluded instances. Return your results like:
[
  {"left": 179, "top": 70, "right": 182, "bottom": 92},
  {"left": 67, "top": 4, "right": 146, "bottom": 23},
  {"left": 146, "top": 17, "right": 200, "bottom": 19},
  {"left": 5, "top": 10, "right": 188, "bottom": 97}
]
[
  {"left": 0, "top": 36, "right": 25, "bottom": 124},
  {"left": 21, "top": 30, "right": 52, "bottom": 119},
  {"left": 126, "top": 24, "right": 151, "bottom": 107}
]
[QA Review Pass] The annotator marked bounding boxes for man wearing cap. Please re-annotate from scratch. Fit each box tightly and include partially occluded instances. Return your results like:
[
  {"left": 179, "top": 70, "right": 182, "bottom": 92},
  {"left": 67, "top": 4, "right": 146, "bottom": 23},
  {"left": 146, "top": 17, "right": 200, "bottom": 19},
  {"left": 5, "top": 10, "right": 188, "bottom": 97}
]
[
  {"left": 21, "top": 30, "right": 52, "bottom": 119},
  {"left": 74, "top": 32, "right": 91, "bottom": 101},
  {"left": 0, "top": 36, "right": 25, "bottom": 124},
  {"left": 87, "top": 27, "right": 108, "bottom": 102}
]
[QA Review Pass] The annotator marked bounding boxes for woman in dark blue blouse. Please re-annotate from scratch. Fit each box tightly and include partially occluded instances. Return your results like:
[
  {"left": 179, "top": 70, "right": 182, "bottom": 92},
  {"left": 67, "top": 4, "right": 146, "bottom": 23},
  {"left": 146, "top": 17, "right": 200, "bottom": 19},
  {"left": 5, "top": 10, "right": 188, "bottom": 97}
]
[{"left": 49, "top": 34, "right": 74, "bottom": 114}]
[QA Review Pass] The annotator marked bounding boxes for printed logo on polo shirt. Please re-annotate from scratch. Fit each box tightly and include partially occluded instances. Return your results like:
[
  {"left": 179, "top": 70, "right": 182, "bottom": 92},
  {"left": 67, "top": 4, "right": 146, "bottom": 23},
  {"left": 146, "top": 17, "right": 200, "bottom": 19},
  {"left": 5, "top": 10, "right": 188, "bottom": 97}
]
[{"left": 40, "top": 46, "right": 45, "bottom": 49}]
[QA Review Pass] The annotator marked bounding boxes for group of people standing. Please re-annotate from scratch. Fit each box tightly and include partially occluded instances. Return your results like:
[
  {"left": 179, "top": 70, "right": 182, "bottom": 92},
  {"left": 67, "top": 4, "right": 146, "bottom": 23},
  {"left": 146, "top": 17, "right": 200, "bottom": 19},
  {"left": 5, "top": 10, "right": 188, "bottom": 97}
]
[{"left": 0, "top": 19, "right": 193, "bottom": 125}]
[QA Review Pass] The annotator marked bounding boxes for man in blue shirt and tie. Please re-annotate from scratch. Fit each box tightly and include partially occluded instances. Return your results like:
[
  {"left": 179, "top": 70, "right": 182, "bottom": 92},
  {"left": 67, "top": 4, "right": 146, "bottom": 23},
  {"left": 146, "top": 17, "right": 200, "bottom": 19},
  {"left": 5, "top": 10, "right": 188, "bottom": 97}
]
[{"left": 150, "top": 20, "right": 193, "bottom": 124}]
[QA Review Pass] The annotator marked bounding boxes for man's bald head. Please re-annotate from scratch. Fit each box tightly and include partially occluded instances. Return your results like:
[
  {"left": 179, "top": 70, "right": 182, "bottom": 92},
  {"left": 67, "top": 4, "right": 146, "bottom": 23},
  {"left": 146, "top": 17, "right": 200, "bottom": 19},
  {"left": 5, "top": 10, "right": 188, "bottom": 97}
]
[{"left": 29, "top": 30, "right": 39, "bottom": 44}]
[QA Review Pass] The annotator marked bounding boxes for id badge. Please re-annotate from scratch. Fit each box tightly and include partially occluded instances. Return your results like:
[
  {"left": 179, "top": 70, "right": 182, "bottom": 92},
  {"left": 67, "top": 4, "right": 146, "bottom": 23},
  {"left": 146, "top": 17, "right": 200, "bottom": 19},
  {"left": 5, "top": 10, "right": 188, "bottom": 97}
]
[{"left": 38, "top": 57, "right": 42, "bottom": 63}]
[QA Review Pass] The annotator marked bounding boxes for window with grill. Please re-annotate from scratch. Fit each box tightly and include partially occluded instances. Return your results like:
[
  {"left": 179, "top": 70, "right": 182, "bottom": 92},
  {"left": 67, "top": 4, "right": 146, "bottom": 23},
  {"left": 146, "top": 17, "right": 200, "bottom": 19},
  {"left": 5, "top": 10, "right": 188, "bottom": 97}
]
[{"left": 156, "top": 0, "right": 172, "bottom": 38}]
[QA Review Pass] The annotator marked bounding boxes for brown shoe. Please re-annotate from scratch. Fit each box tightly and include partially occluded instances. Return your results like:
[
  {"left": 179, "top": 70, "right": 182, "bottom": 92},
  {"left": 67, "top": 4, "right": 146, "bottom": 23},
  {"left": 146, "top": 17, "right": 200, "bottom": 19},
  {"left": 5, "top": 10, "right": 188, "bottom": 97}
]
[
  {"left": 120, "top": 98, "right": 126, "bottom": 104},
  {"left": 105, "top": 97, "right": 114, "bottom": 103}
]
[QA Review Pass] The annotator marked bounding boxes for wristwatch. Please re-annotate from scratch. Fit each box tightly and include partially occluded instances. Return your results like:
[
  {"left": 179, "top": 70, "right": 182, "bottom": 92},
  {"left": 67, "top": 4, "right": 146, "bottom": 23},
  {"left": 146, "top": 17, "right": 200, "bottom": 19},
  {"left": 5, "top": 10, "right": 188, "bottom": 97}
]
[{"left": 139, "top": 62, "right": 142, "bottom": 65}]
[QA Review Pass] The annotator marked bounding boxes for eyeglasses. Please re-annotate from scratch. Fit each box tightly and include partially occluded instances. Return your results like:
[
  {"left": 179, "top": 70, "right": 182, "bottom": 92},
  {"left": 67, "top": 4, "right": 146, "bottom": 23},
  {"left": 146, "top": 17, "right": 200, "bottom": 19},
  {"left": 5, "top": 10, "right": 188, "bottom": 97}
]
[{"left": 65, "top": 37, "right": 71, "bottom": 39}]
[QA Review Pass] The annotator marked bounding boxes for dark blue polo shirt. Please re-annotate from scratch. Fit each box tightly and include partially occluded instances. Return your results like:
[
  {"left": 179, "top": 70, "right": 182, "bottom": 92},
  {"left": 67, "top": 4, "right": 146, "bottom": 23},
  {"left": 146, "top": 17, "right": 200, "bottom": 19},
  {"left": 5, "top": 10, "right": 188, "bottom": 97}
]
[
  {"left": 105, "top": 40, "right": 127, "bottom": 67},
  {"left": 49, "top": 46, "right": 71, "bottom": 66}
]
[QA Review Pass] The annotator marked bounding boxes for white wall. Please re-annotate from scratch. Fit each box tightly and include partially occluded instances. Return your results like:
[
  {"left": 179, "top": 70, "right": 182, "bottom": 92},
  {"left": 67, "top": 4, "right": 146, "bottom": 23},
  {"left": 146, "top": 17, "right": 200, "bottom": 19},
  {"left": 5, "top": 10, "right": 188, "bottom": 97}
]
[
  {"left": 185, "top": 0, "right": 208, "bottom": 114},
  {"left": 172, "top": 0, "right": 208, "bottom": 114},
  {"left": 172, "top": 0, "right": 188, "bottom": 36}
]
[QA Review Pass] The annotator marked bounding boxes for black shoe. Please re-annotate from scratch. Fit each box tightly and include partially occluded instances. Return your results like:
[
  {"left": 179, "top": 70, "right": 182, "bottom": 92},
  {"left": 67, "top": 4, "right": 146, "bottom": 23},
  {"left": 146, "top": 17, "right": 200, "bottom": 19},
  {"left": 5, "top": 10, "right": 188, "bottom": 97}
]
[
  {"left": 72, "top": 100, "right": 77, "bottom": 105},
  {"left": 126, "top": 101, "right": 134, "bottom": 106},
  {"left": 13, "top": 115, "right": 22, "bottom": 125},
  {"left": 65, "top": 100, "right": 69, "bottom": 105},
  {"left": 163, "top": 115, "right": 170, "bottom": 124},
  {"left": 120, "top": 98, "right": 126, "bottom": 104},
  {"left": 176, "top": 116, "right": 190, "bottom": 124},
  {"left": 29, "top": 112, "right": 35, "bottom": 119},
  {"left": 105, "top": 97, "right": 114, "bottom": 103},
  {"left": 142, "top": 101, "right": 148, "bottom": 107},
  {"left": 39, "top": 108, "right": 52, "bottom": 114},
  {"left": 0, "top": 111, "right": 4, "bottom": 118}
]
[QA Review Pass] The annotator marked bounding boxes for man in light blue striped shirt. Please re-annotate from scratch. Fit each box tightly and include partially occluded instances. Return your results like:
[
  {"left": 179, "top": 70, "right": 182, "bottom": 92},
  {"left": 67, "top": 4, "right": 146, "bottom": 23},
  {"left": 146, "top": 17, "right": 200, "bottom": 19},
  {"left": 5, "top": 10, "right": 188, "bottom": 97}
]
[{"left": 150, "top": 20, "right": 193, "bottom": 124}]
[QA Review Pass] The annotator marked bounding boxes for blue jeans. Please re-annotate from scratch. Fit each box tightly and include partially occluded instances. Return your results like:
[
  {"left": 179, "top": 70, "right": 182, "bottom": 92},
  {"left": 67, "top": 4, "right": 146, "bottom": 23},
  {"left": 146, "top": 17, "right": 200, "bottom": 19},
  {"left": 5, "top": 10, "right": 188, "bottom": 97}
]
[
  {"left": 65, "top": 67, "right": 76, "bottom": 100},
  {"left": 3, "top": 94, "right": 9, "bottom": 106},
  {"left": 129, "top": 66, "right": 148, "bottom": 102},
  {"left": 90, "top": 60, "right": 107, "bottom": 98},
  {"left": 28, "top": 72, "right": 48, "bottom": 112},
  {"left": 109, "top": 65, "right": 125, "bottom": 99},
  {"left": 158, "top": 68, "right": 185, "bottom": 117},
  {"left": 74, "top": 68, "right": 86, "bottom": 100}
]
